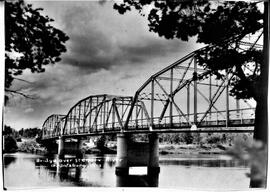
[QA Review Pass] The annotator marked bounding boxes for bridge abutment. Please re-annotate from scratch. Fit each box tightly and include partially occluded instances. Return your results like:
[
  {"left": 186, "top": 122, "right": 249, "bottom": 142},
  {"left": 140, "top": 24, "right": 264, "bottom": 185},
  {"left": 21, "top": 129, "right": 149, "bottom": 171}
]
[
  {"left": 58, "top": 136, "right": 65, "bottom": 158},
  {"left": 57, "top": 137, "right": 84, "bottom": 158},
  {"left": 115, "top": 133, "right": 160, "bottom": 176}
]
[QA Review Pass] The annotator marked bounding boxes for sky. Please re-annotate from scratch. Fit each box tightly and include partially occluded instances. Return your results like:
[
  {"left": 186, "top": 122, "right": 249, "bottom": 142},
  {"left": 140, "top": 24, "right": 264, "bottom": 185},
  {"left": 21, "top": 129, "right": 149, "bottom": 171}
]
[{"left": 4, "top": 0, "right": 203, "bottom": 130}]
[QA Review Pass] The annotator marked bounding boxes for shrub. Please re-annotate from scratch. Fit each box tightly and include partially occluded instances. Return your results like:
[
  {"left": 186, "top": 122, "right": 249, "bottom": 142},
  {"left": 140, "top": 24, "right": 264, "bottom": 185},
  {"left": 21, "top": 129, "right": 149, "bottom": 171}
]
[{"left": 4, "top": 136, "right": 18, "bottom": 153}]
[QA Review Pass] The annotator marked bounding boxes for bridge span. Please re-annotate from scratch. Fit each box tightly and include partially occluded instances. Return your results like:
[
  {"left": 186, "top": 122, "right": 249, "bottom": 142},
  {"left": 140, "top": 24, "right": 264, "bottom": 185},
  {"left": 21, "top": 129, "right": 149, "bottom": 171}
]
[{"left": 41, "top": 43, "right": 257, "bottom": 177}]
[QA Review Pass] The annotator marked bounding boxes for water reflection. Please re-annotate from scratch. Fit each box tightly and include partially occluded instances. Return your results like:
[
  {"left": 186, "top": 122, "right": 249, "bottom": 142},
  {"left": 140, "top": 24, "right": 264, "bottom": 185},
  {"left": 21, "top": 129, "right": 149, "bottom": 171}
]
[
  {"left": 35, "top": 156, "right": 105, "bottom": 186},
  {"left": 4, "top": 153, "right": 250, "bottom": 189},
  {"left": 35, "top": 155, "right": 159, "bottom": 187},
  {"left": 95, "top": 155, "right": 105, "bottom": 169},
  {"left": 3, "top": 155, "right": 16, "bottom": 168},
  {"left": 116, "top": 174, "right": 159, "bottom": 187},
  {"left": 160, "top": 159, "right": 249, "bottom": 168}
]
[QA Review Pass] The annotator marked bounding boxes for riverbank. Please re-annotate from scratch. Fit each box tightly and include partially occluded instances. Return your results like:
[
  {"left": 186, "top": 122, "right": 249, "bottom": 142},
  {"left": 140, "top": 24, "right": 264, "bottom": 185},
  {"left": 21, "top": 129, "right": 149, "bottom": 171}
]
[
  {"left": 13, "top": 139, "right": 230, "bottom": 155},
  {"left": 159, "top": 143, "right": 229, "bottom": 155},
  {"left": 17, "top": 139, "right": 47, "bottom": 153}
]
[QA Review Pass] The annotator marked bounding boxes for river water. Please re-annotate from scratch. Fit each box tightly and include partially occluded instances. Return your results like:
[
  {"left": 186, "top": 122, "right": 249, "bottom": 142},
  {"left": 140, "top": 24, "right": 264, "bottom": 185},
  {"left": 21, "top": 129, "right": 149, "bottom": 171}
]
[{"left": 3, "top": 152, "right": 250, "bottom": 190}]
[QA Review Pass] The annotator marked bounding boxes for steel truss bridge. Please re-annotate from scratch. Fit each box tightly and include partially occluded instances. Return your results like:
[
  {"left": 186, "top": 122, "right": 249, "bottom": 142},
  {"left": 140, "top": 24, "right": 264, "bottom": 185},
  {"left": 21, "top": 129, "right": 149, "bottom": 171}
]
[{"left": 42, "top": 37, "right": 263, "bottom": 140}]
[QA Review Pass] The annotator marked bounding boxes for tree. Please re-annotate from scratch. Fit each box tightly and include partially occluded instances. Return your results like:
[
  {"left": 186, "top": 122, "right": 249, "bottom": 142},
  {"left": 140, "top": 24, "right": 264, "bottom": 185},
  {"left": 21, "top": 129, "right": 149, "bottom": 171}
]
[
  {"left": 3, "top": 125, "right": 18, "bottom": 153},
  {"left": 5, "top": 0, "right": 69, "bottom": 102},
  {"left": 3, "top": 125, "right": 13, "bottom": 135},
  {"left": 4, "top": 136, "right": 18, "bottom": 153},
  {"left": 114, "top": 0, "right": 268, "bottom": 188}
]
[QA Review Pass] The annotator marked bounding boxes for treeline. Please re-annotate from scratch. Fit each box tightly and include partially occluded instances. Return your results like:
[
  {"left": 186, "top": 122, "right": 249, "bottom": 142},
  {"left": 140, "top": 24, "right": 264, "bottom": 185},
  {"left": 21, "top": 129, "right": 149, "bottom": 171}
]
[
  {"left": 3, "top": 125, "right": 42, "bottom": 153},
  {"left": 131, "top": 132, "right": 253, "bottom": 146},
  {"left": 4, "top": 125, "right": 42, "bottom": 139}
]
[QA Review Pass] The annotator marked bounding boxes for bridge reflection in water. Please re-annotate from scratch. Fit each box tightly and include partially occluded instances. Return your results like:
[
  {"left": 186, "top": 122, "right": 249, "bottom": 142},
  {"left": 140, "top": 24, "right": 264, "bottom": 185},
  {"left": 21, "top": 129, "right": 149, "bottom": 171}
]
[
  {"left": 33, "top": 154, "right": 249, "bottom": 187},
  {"left": 35, "top": 155, "right": 159, "bottom": 187}
]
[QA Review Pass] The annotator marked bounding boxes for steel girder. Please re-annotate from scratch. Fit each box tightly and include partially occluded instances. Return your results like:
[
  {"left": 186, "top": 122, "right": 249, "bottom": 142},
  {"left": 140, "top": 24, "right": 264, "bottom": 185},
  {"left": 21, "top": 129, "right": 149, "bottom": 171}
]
[
  {"left": 124, "top": 39, "right": 260, "bottom": 130},
  {"left": 42, "top": 114, "right": 66, "bottom": 139},
  {"left": 42, "top": 32, "right": 262, "bottom": 138},
  {"left": 42, "top": 94, "right": 150, "bottom": 139},
  {"left": 62, "top": 94, "right": 135, "bottom": 135}
]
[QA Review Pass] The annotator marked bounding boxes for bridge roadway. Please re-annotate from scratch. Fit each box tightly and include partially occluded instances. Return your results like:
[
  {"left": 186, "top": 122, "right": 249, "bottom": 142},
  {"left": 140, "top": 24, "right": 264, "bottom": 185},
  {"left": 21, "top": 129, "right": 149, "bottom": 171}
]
[{"left": 42, "top": 116, "right": 254, "bottom": 140}]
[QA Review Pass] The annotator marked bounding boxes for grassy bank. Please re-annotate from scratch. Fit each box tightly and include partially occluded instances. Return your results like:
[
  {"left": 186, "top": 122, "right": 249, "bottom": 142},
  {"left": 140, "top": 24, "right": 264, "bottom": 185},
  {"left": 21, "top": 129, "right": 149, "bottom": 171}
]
[
  {"left": 14, "top": 137, "right": 238, "bottom": 156},
  {"left": 17, "top": 139, "right": 47, "bottom": 153},
  {"left": 159, "top": 143, "right": 229, "bottom": 155}
]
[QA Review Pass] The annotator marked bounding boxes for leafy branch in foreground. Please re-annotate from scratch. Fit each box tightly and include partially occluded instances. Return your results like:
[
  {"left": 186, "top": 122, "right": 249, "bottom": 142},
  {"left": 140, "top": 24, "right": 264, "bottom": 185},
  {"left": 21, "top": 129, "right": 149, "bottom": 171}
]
[{"left": 5, "top": 0, "right": 69, "bottom": 103}]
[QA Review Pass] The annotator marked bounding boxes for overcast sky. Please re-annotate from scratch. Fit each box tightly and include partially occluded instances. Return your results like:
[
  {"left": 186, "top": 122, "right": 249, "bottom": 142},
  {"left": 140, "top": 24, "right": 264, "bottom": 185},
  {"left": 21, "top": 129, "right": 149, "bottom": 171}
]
[{"left": 5, "top": 0, "right": 204, "bottom": 130}]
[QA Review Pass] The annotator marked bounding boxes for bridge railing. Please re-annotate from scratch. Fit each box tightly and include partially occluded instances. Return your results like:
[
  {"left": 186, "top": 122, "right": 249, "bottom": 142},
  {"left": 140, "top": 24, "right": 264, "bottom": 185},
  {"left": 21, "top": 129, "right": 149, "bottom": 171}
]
[{"left": 125, "top": 107, "right": 255, "bottom": 130}]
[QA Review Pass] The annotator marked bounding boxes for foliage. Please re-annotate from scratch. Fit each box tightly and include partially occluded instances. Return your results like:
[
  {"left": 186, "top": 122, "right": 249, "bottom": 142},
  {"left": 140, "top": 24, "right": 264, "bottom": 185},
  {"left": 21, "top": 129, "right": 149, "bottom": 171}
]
[
  {"left": 228, "top": 139, "right": 267, "bottom": 187},
  {"left": 114, "top": 1, "right": 263, "bottom": 101},
  {"left": 19, "top": 140, "right": 46, "bottom": 153},
  {"left": 114, "top": 2, "right": 267, "bottom": 186},
  {"left": 18, "top": 127, "right": 41, "bottom": 138},
  {"left": 3, "top": 125, "right": 21, "bottom": 139},
  {"left": 3, "top": 125, "right": 13, "bottom": 135},
  {"left": 4, "top": 136, "right": 18, "bottom": 153},
  {"left": 96, "top": 135, "right": 107, "bottom": 150},
  {"left": 206, "top": 134, "right": 221, "bottom": 144},
  {"left": 5, "top": 0, "right": 69, "bottom": 102}
]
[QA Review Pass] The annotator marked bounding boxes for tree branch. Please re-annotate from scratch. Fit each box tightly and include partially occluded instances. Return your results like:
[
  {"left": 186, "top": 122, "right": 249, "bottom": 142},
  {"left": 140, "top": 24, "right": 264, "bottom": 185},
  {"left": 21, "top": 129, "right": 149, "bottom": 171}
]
[
  {"left": 5, "top": 89, "right": 36, "bottom": 99},
  {"left": 235, "top": 64, "right": 257, "bottom": 100},
  {"left": 13, "top": 77, "right": 33, "bottom": 84}
]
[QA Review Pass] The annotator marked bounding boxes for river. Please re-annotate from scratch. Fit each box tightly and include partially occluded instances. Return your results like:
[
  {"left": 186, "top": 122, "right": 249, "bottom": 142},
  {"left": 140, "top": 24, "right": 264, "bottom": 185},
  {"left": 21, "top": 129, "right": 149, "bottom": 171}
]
[{"left": 3, "top": 152, "right": 250, "bottom": 190}]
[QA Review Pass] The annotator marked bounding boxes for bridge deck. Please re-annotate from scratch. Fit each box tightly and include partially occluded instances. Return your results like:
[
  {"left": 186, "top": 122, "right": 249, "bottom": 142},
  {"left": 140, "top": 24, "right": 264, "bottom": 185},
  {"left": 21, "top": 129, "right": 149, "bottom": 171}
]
[{"left": 42, "top": 118, "right": 254, "bottom": 140}]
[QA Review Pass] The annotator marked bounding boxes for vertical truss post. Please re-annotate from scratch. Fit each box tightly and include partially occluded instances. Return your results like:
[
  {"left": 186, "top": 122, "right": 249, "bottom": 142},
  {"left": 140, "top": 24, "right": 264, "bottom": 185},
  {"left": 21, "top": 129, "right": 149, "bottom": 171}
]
[
  {"left": 112, "top": 99, "right": 115, "bottom": 130},
  {"left": 100, "top": 101, "right": 103, "bottom": 127},
  {"left": 187, "top": 84, "right": 190, "bottom": 122},
  {"left": 151, "top": 78, "right": 155, "bottom": 129},
  {"left": 226, "top": 70, "right": 230, "bottom": 128},
  {"left": 78, "top": 103, "right": 81, "bottom": 134},
  {"left": 135, "top": 103, "right": 138, "bottom": 128},
  {"left": 122, "top": 98, "right": 124, "bottom": 119},
  {"left": 141, "top": 103, "right": 144, "bottom": 128},
  {"left": 170, "top": 68, "right": 173, "bottom": 126},
  {"left": 209, "top": 75, "right": 212, "bottom": 121},
  {"left": 103, "top": 101, "right": 106, "bottom": 131},
  {"left": 60, "top": 119, "right": 63, "bottom": 136},
  {"left": 89, "top": 98, "right": 92, "bottom": 133},
  {"left": 236, "top": 99, "right": 240, "bottom": 118},
  {"left": 83, "top": 101, "right": 86, "bottom": 133},
  {"left": 96, "top": 97, "right": 99, "bottom": 132},
  {"left": 70, "top": 111, "right": 72, "bottom": 134},
  {"left": 194, "top": 60, "right": 198, "bottom": 125}
]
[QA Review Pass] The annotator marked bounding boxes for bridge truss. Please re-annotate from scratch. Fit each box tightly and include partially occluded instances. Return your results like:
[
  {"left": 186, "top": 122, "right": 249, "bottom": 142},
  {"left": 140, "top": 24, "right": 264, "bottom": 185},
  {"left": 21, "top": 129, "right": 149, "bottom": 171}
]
[{"left": 42, "top": 32, "right": 263, "bottom": 139}]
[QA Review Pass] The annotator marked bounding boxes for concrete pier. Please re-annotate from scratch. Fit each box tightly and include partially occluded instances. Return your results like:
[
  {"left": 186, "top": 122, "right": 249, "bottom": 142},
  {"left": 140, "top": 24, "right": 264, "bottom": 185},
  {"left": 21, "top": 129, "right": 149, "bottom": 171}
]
[
  {"left": 148, "top": 133, "right": 160, "bottom": 175},
  {"left": 57, "top": 137, "right": 84, "bottom": 158},
  {"left": 58, "top": 136, "right": 65, "bottom": 158},
  {"left": 115, "top": 133, "right": 160, "bottom": 176}
]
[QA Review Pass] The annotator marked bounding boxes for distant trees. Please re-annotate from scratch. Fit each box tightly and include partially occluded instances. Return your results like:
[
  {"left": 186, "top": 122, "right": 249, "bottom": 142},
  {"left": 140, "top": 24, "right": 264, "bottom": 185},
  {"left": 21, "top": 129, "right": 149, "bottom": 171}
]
[
  {"left": 3, "top": 125, "right": 18, "bottom": 153},
  {"left": 3, "top": 125, "right": 41, "bottom": 139},
  {"left": 18, "top": 127, "right": 41, "bottom": 138},
  {"left": 4, "top": 136, "right": 18, "bottom": 153},
  {"left": 3, "top": 125, "right": 42, "bottom": 152}
]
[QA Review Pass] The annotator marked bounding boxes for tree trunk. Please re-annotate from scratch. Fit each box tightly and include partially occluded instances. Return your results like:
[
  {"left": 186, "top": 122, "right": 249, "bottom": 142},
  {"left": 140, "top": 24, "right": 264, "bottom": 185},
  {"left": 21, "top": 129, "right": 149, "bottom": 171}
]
[{"left": 250, "top": 1, "right": 269, "bottom": 188}]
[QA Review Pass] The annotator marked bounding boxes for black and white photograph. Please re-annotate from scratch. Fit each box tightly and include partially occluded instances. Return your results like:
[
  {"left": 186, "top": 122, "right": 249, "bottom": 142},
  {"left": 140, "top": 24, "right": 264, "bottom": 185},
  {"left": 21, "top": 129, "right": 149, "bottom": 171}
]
[{"left": 2, "top": 0, "right": 269, "bottom": 190}]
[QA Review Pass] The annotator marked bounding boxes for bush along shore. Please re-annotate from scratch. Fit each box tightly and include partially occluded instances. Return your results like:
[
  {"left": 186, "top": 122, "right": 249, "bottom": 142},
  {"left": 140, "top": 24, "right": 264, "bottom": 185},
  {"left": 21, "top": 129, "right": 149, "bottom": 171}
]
[
  {"left": 4, "top": 132, "right": 253, "bottom": 156},
  {"left": 17, "top": 139, "right": 47, "bottom": 153},
  {"left": 159, "top": 143, "right": 229, "bottom": 155}
]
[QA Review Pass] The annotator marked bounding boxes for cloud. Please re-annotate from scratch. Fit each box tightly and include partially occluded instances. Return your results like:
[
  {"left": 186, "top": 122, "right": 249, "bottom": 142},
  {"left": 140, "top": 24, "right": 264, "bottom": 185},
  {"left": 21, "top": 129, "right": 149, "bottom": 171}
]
[
  {"left": 53, "top": 1, "right": 194, "bottom": 73},
  {"left": 24, "top": 108, "right": 34, "bottom": 113},
  {"left": 5, "top": 1, "right": 202, "bottom": 130}
]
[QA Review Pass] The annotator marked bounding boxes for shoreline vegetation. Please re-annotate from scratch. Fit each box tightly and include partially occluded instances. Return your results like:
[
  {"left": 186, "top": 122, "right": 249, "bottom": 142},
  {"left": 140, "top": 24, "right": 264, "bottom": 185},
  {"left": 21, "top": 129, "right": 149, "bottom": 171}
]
[
  {"left": 3, "top": 131, "right": 253, "bottom": 156},
  {"left": 6, "top": 138, "right": 233, "bottom": 155}
]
